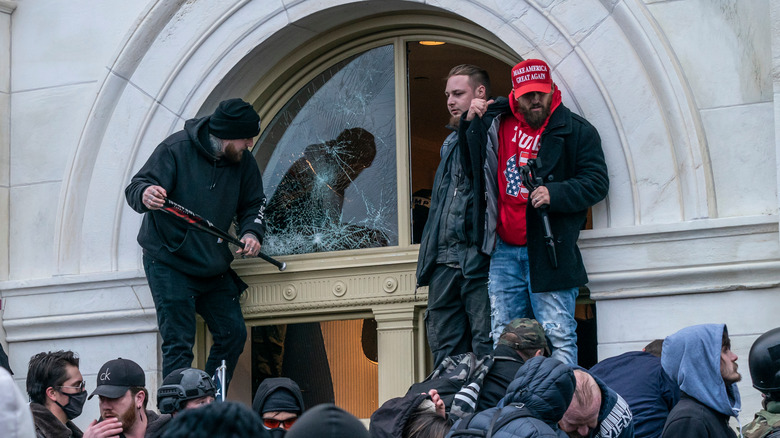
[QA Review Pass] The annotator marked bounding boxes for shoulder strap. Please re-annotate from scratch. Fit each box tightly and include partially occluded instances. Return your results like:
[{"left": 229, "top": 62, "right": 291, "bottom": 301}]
[
  {"left": 487, "top": 403, "right": 533, "bottom": 436},
  {"left": 449, "top": 412, "right": 486, "bottom": 437}
]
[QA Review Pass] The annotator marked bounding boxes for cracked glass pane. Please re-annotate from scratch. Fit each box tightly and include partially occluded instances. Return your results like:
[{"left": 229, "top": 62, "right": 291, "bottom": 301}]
[{"left": 254, "top": 45, "right": 398, "bottom": 256}]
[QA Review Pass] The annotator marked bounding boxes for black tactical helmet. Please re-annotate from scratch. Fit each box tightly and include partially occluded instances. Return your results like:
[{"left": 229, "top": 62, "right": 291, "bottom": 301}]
[
  {"left": 157, "top": 368, "right": 217, "bottom": 414},
  {"left": 749, "top": 327, "right": 780, "bottom": 394}
]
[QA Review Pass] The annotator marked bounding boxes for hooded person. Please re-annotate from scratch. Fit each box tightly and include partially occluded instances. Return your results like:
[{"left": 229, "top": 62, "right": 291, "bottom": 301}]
[
  {"left": 253, "top": 378, "right": 306, "bottom": 437},
  {"left": 125, "top": 97, "right": 266, "bottom": 387},
  {"left": 447, "top": 356, "right": 576, "bottom": 437},
  {"left": 660, "top": 323, "right": 742, "bottom": 438},
  {"left": 285, "top": 404, "right": 370, "bottom": 438}
]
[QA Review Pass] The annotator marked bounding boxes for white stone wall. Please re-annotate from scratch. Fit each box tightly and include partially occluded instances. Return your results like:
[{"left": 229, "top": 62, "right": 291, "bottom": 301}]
[{"left": 0, "top": 0, "right": 777, "bottom": 427}]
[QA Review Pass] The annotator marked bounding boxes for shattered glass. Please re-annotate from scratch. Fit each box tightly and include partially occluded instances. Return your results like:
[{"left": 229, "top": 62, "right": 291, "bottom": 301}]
[{"left": 254, "top": 45, "right": 398, "bottom": 256}]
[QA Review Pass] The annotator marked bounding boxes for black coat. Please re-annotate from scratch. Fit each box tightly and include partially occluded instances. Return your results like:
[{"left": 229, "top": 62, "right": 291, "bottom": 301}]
[
  {"left": 460, "top": 98, "right": 608, "bottom": 292},
  {"left": 661, "top": 394, "right": 738, "bottom": 438},
  {"left": 125, "top": 116, "right": 266, "bottom": 277}
]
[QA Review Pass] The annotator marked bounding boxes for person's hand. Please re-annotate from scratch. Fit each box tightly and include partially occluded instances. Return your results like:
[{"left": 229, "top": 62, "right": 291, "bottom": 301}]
[
  {"left": 142, "top": 185, "right": 167, "bottom": 210},
  {"left": 466, "top": 98, "right": 495, "bottom": 121},
  {"left": 83, "top": 418, "right": 123, "bottom": 438},
  {"left": 428, "top": 389, "right": 446, "bottom": 418},
  {"left": 238, "top": 233, "right": 261, "bottom": 257},
  {"left": 530, "top": 186, "right": 550, "bottom": 208}
]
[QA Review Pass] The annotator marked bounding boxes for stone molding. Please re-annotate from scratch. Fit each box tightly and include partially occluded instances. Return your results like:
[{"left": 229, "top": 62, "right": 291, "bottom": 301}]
[
  {"left": 0, "top": 1, "right": 16, "bottom": 15},
  {"left": 4, "top": 309, "right": 158, "bottom": 342}
]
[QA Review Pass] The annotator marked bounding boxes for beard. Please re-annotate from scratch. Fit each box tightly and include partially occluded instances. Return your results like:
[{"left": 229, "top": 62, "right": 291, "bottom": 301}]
[
  {"left": 118, "top": 405, "right": 138, "bottom": 431},
  {"left": 222, "top": 141, "right": 245, "bottom": 163},
  {"left": 521, "top": 104, "right": 551, "bottom": 130}
]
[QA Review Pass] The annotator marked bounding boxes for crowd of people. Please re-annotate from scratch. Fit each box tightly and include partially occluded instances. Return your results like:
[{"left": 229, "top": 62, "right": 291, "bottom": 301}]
[
  {"left": 1, "top": 57, "right": 778, "bottom": 438},
  {"left": 1, "top": 321, "right": 778, "bottom": 437}
]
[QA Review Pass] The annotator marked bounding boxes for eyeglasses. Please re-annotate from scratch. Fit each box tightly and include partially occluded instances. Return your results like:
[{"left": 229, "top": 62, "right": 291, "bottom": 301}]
[
  {"left": 262, "top": 417, "right": 297, "bottom": 430},
  {"left": 56, "top": 381, "right": 86, "bottom": 392}
]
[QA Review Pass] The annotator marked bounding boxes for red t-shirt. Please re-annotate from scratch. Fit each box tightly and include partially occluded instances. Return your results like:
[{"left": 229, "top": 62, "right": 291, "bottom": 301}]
[{"left": 497, "top": 88, "right": 562, "bottom": 245}]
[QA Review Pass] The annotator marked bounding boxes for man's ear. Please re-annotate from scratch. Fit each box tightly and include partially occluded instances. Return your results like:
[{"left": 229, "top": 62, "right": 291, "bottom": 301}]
[
  {"left": 45, "top": 386, "right": 59, "bottom": 403},
  {"left": 476, "top": 84, "right": 487, "bottom": 99},
  {"left": 534, "top": 349, "right": 544, "bottom": 357},
  {"left": 135, "top": 390, "right": 146, "bottom": 409}
]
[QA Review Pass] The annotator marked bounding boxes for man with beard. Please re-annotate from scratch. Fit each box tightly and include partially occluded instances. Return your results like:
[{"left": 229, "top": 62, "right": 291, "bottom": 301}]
[
  {"left": 27, "top": 350, "right": 123, "bottom": 438},
  {"left": 88, "top": 358, "right": 163, "bottom": 438},
  {"left": 125, "top": 98, "right": 266, "bottom": 386},
  {"left": 416, "top": 64, "right": 493, "bottom": 367},
  {"left": 459, "top": 58, "right": 608, "bottom": 364},
  {"left": 660, "top": 324, "right": 742, "bottom": 438}
]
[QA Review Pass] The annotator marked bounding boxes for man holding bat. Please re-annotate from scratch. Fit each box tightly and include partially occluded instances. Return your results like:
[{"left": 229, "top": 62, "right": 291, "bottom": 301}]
[{"left": 125, "top": 98, "right": 266, "bottom": 388}]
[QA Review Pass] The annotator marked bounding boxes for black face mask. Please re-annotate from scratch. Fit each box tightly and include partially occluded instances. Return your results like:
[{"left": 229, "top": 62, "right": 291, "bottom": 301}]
[
  {"left": 268, "top": 429, "right": 286, "bottom": 438},
  {"left": 55, "top": 390, "right": 87, "bottom": 420}
]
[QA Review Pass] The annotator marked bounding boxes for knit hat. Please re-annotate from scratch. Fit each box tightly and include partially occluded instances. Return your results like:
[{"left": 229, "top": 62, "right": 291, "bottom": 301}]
[
  {"left": 89, "top": 358, "right": 145, "bottom": 399},
  {"left": 208, "top": 98, "right": 261, "bottom": 140},
  {"left": 511, "top": 59, "right": 552, "bottom": 97},
  {"left": 498, "top": 318, "right": 550, "bottom": 355},
  {"left": 286, "top": 404, "right": 369, "bottom": 438}
]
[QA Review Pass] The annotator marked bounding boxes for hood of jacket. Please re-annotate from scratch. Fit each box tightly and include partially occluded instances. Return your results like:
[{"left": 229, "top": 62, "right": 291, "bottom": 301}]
[
  {"left": 369, "top": 392, "right": 430, "bottom": 438},
  {"left": 184, "top": 116, "right": 221, "bottom": 163},
  {"left": 252, "top": 377, "right": 306, "bottom": 416},
  {"left": 500, "top": 356, "right": 575, "bottom": 425},
  {"left": 661, "top": 323, "right": 741, "bottom": 417}
]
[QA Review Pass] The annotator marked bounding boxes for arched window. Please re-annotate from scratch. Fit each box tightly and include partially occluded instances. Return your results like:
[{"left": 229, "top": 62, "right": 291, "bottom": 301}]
[{"left": 252, "top": 24, "right": 516, "bottom": 258}]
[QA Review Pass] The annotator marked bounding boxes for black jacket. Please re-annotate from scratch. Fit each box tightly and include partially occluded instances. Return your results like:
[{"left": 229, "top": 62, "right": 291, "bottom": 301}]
[
  {"left": 416, "top": 130, "right": 489, "bottom": 287},
  {"left": 460, "top": 97, "right": 609, "bottom": 292},
  {"left": 476, "top": 345, "right": 525, "bottom": 412},
  {"left": 125, "top": 116, "right": 266, "bottom": 277},
  {"left": 661, "top": 393, "right": 738, "bottom": 438}
]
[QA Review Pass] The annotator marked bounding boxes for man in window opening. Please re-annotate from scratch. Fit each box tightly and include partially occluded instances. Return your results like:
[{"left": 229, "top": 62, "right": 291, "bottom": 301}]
[
  {"left": 459, "top": 58, "right": 609, "bottom": 364},
  {"left": 416, "top": 64, "right": 494, "bottom": 367},
  {"left": 125, "top": 98, "right": 266, "bottom": 387}
]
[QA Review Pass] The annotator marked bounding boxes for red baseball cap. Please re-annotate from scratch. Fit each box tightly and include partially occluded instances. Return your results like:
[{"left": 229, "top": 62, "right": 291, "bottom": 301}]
[{"left": 511, "top": 59, "right": 552, "bottom": 97}]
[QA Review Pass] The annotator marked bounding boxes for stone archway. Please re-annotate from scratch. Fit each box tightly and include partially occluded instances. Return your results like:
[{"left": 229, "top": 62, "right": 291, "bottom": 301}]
[{"left": 54, "top": 0, "right": 711, "bottom": 277}]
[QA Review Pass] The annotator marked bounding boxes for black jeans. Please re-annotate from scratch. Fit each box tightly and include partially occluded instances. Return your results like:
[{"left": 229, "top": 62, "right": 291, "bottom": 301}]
[
  {"left": 425, "top": 264, "right": 492, "bottom": 367},
  {"left": 143, "top": 256, "right": 247, "bottom": 384}
]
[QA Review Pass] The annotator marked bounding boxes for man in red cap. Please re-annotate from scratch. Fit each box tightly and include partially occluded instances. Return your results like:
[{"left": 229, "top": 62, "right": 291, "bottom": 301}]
[{"left": 459, "top": 59, "right": 608, "bottom": 365}]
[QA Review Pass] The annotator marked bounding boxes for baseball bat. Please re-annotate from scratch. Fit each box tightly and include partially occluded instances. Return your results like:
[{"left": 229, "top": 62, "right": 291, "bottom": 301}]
[{"left": 160, "top": 198, "right": 286, "bottom": 271}]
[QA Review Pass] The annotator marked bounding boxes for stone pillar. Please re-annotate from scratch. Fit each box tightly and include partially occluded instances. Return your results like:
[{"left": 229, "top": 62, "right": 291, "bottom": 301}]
[
  {"left": 0, "top": 1, "right": 15, "bottom": 284},
  {"left": 373, "top": 303, "right": 420, "bottom": 404},
  {"left": 0, "top": 0, "right": 17, "bottom": 352}
]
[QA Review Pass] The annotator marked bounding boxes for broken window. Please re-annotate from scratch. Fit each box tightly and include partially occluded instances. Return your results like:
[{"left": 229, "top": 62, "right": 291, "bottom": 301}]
[{"left": 255, "top": 45, "right": 398, "bottom": 256}]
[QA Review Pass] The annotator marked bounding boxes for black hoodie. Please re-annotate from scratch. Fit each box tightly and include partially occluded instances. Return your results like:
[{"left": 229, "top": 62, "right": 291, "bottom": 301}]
[{"left": 125, "top": 116, "right": 266, "bottom": 277}]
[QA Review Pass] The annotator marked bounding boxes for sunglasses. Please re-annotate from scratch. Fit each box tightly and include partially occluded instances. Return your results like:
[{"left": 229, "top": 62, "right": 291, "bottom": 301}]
[{"left": 263, "top": 417, "right": 297, "bottom": 430}]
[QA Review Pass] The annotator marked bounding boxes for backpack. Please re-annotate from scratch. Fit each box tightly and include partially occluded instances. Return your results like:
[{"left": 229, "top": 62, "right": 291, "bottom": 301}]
[
  {"left": 449, "top": 403, "right": 534, "bottom": 437},
  {"left": 407, "top": 353, "right": 520, "bottom": 421}
]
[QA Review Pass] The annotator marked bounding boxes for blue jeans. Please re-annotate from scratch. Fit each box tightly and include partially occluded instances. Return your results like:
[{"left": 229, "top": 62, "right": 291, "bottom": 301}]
[
  {"left": 488, "top": 237, "right": 579, "bottom": 364},
  {"left": 144, "top": 256, "right": 247, "bottom": 384}
]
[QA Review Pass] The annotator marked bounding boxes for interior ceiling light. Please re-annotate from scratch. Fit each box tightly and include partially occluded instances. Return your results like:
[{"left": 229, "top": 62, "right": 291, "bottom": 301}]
[{"left": 419, "top": 41, "right": 445, "bottom": 46}]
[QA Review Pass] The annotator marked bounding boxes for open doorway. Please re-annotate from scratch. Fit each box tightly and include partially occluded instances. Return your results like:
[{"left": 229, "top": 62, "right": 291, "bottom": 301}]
[{"left": 405, "top": 41, "right": 598, "bottom": 368}]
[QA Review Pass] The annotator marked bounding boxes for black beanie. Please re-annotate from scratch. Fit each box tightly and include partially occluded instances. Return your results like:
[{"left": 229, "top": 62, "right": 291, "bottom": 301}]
[
  {"left": 208, "top": 98, "right": 261, "bottom": 140},
  {"left": 285, "top": 404, "right": 369, "bottom": 438}
]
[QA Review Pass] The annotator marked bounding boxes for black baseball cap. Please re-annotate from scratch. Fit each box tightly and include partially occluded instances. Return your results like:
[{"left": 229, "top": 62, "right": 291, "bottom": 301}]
[{"left": 89, "top": 358, "right": 146, "bottom": 399}]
